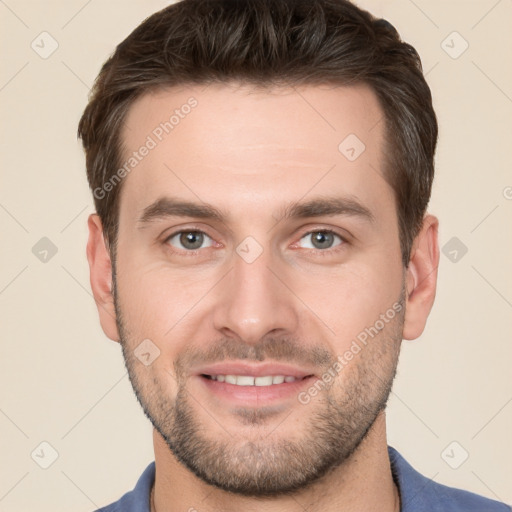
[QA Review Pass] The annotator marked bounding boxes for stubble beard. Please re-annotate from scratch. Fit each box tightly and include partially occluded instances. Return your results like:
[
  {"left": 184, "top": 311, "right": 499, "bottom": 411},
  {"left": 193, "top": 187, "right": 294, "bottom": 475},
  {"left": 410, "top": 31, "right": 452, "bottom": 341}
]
[{"left": 115, "top": 283, "right": 404, "bottom": 497}]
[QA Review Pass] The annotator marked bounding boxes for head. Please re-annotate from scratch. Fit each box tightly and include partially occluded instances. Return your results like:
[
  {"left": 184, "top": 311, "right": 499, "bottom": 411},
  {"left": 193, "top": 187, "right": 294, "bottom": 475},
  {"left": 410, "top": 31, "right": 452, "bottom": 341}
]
[{"left": 82, "top": 0, "right": 439, "bottom": 497}]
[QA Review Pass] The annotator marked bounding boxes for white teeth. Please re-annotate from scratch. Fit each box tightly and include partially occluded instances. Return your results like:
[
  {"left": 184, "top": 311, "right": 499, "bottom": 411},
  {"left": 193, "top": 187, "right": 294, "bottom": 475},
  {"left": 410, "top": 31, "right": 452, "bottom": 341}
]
[
  {"left": 209, "top": 375, "right": 299, "bottom": 386},
  {"left": 236, "top": 376, "right": 255, "bottom": 386},
  {"left": 255, "top": 376, "right": 273, "bottom": 386}
]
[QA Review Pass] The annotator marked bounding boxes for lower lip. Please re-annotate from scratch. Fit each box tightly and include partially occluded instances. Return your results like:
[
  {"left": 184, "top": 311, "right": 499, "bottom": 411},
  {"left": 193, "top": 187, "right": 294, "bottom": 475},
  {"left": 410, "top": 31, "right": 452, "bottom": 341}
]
[{"left": 197, "top": 375, "right": 317, "bottom": 404}]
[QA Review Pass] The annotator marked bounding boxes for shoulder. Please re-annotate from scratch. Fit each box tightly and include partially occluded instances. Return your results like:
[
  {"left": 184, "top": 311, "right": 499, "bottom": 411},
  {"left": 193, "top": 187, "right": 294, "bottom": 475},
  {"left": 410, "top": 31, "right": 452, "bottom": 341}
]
[
  {"left": 92, "top": 461, "right": 155, "bottom": 512},
  {"left": 388, "top": 446, "right": 511, "bottom": 512}
]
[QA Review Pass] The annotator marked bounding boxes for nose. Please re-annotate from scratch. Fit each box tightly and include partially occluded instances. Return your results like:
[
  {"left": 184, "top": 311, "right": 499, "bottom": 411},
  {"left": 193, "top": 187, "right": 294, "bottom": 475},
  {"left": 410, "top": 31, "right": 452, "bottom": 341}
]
[{"left": 212, "top": 244, "right": 300, "bottom": 344}]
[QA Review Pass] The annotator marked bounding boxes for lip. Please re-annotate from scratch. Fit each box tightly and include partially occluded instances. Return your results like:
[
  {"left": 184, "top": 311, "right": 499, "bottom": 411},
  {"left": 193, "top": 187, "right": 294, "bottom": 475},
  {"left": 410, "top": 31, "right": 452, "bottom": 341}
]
[
  {"left": 194, "top": 361, "right": 316, "bottom": 379},
  {"left": 197, "top": 373, "right": 317, "bottom": 404},
  {"left": 192, "top": 361, "right": 318, "bottom": 406}
]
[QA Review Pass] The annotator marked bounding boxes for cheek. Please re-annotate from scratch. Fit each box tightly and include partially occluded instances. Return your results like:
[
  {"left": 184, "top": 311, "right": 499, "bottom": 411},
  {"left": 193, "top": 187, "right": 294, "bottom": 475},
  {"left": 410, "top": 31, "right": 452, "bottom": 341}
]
[
  {"left": 300, "top": 258, "right": 403, "bottom": 346},
  {"left": 115, "top": 257, "right": 211, "bottom": 344}
]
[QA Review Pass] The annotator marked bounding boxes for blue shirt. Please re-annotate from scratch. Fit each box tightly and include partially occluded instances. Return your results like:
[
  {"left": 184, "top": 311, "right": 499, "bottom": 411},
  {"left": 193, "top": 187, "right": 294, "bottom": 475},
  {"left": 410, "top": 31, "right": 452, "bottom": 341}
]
[{"left": 94, "top": 446, "right": 511, "bottom": 511}]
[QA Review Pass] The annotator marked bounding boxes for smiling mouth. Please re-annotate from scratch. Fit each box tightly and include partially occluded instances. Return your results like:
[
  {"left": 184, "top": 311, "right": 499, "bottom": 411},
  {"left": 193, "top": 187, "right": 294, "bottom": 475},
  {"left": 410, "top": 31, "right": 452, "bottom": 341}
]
[{"left": 201, "top": 374, "right": 313, "bottom": 386}]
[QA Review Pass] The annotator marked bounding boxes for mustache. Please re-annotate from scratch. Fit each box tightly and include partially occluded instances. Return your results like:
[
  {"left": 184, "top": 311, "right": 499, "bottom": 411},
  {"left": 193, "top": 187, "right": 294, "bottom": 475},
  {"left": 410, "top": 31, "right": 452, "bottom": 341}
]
[{"left": 174, "top": 337, "right": 335, "bottom": 377}]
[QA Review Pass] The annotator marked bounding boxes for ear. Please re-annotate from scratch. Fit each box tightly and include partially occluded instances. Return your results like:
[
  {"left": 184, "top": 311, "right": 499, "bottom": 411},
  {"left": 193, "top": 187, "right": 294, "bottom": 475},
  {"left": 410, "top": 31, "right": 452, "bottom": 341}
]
[
  {"left": 402, "top": 214, "right": 440, "bottom": 340},
  {"left": 86, "top": 214, "right": 120, "bottom": 342}
]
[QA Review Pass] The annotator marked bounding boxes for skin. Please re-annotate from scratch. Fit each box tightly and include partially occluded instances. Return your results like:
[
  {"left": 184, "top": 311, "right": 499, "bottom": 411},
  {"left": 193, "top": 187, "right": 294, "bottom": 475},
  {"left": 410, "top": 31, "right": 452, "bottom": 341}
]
[{"left": 87, "top": 82, "right": 439, "bottom": 512}]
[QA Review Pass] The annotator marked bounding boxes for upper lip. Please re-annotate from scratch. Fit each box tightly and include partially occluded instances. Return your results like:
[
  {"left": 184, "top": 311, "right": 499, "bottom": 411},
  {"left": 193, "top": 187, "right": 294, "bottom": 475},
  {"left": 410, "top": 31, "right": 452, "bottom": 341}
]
[{"left": 194, "top": 361, "right": 315, "bottom": 379}]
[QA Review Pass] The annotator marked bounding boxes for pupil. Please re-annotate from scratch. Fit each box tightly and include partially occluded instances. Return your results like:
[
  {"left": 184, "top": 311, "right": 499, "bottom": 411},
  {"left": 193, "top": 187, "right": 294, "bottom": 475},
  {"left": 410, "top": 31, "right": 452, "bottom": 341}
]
[
  {"left": 313, "top": 232, "right": 332, "bottom": 249},
  {"left": 178, "top": 232, "right": 333, "bottom": 250},
  {"left": 181, "top": 231, "right": 203, "bottom": 249}
]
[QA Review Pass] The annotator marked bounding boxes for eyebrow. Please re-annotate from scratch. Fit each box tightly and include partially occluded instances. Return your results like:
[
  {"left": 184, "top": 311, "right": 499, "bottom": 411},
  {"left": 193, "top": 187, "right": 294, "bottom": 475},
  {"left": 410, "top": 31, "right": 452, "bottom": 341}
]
[{"left": 137, "top": 195, "right": 375, "bottom": 227}]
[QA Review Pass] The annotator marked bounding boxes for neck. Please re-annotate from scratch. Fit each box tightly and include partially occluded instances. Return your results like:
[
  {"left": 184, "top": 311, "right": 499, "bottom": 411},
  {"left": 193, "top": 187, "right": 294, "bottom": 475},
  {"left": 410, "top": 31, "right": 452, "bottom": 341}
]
[{"left": 151, "top": 411, "right": 400, "bottom": 512}]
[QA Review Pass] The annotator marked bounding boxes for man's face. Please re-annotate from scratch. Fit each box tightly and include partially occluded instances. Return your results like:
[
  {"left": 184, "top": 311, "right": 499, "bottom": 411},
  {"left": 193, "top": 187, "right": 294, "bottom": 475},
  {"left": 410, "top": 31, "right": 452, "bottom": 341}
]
[{"left": 112, "top": 82, "right": 405, "bottom": 496}]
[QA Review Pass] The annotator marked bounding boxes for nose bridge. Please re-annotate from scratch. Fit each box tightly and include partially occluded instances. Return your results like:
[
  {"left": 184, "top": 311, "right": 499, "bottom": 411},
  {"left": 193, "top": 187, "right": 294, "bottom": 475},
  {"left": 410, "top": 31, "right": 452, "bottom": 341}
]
[{"left": 212, "top": 242, "right": 298, "bottom": 343}]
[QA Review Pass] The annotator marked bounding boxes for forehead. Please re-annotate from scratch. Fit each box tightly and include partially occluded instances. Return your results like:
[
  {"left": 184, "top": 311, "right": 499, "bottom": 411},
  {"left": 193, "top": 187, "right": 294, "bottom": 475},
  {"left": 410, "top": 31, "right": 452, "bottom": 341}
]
[{"left": 118, "top": 82, "right": 391, "bottom": 223}]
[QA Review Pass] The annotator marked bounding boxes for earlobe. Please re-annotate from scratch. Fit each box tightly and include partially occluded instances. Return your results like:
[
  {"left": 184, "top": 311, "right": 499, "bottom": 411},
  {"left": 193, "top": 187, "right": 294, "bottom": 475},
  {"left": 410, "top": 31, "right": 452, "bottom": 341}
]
[
  {"left": 402, "top": 214, "right": 440, "bottom": 340},
  {"left": 86, "top": 214, "right": 120, "bottom": 342}
]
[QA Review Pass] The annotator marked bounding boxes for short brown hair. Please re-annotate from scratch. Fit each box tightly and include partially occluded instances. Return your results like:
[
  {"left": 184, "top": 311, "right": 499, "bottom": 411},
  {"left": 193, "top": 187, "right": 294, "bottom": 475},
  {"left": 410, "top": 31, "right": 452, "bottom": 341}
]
[{"left": 78, "top": 0, "right": 437, "bottom": 267}]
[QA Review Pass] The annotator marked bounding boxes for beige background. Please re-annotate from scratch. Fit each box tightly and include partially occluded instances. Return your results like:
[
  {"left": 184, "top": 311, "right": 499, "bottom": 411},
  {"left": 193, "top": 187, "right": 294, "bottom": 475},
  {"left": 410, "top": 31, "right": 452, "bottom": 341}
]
[{"left": 1, "top": 0, "right": 511, "bottom": 510}]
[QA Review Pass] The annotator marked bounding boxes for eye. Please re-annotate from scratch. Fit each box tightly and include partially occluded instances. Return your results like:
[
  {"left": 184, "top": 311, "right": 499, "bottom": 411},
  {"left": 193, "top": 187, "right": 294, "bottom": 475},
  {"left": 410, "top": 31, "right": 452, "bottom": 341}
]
[
  {"left": 165, "top": 230, "right": 215, "bottom": 251},
  {"left": 297, "top": 230, "right": 344, "bottom": 251}
]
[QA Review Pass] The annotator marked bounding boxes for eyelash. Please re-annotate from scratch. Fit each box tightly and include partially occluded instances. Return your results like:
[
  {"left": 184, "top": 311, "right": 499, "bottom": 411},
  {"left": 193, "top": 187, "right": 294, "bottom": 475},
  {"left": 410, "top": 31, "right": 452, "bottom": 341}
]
[
  {"left": 299, "top": 229, "right": 347, "bottom": 256},
  {"left": 162, "top": 228, "right": 348, "bottom": 257}
]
